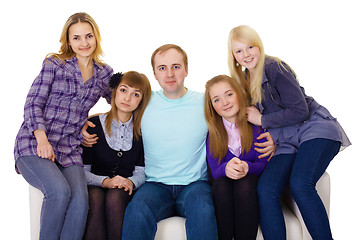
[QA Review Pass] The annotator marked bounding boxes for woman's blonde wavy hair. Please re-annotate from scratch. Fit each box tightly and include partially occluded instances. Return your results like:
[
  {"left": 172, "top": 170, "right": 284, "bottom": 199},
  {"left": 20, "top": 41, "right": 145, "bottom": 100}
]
[{"left": 47, "top": 12, "right": 105, "bottom": 65}]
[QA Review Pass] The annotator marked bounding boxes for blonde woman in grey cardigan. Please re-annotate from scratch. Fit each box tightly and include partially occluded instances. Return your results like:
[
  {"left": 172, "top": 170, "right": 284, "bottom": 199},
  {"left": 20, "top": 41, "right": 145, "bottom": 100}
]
[{"left": 228, "top": 25, "right": 351, "bottom": 240}]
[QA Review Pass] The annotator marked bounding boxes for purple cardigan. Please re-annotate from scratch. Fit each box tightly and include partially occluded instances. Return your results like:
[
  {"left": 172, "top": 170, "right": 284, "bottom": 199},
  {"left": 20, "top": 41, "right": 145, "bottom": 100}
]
[{"left": 206, "top": 125, "right": 269, "bottom": 180}]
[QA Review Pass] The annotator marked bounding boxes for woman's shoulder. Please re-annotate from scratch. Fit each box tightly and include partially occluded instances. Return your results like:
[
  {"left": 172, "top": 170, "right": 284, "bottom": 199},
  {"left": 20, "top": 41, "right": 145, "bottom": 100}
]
[
  {"left": 42, "top": 56, "right": 77, "bottom": 72},
  {"left": 264, "top": 56, "right": 293, "bottom": 81},
  {"left": 95, "top": 61, "right": 112, "bottom": 70},
  {"left": 94, "top": 61, "right": 113, "bottom": 77},
  {"left": 264, "top": 56, "right": 282, "bottom": 73},
  {"left": 42, "top": 56, "right": 62, "bottom": 68}
]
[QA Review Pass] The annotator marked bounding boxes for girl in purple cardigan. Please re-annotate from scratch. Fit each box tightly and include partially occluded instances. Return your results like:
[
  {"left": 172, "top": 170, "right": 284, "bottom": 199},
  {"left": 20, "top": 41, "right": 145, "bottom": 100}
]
[{"left": 205, "top": 74, "right": 270, "bottom": 240}]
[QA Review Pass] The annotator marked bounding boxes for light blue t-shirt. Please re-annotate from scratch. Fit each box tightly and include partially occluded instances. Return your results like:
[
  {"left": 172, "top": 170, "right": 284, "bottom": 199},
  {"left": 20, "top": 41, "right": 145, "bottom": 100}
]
[{"left": 141, "top": 89, "right": 208, "bottom": 185}]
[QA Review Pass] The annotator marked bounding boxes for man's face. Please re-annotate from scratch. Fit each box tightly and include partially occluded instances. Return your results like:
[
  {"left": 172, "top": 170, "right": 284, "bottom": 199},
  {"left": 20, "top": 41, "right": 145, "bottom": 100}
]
[{"left": 153, "top": 48, "right": 188, "bottom": 99}]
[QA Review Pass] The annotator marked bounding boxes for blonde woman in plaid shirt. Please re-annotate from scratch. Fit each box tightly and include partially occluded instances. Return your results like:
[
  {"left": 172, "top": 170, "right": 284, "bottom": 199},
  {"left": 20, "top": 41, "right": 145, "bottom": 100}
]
[{"left": 14, "top": 13, "right": 113, "bottom": 240}]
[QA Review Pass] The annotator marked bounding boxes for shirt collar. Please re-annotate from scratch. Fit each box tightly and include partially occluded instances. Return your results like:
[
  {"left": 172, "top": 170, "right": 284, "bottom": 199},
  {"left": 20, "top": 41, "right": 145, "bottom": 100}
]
[
  {"left": 222, "top": 117, "right": 236, "bottom": 130},
  {"left": 99, "top": 114, "right": 134, "bottom": 151},
  {"left": 65, "top": 57, "right": 104, "bottom": 70},
  {"left": 111, "top": 115, "right": 133, "bottom": 130}
]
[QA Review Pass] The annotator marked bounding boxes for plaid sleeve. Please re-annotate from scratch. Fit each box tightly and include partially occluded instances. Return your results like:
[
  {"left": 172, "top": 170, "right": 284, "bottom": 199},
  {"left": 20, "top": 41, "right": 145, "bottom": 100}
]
[
  {"left": 98, "top": 64, "right": 113, "bottom": 104},
  {"left": 23, "top": 58, "right": 56, "bottom": 134}
]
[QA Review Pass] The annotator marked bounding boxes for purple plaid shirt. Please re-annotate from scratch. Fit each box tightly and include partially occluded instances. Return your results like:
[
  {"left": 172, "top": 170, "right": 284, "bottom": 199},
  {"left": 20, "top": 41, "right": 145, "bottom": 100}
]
[{"left": 14, "top": 57, "right": 113, "bottom": 172}]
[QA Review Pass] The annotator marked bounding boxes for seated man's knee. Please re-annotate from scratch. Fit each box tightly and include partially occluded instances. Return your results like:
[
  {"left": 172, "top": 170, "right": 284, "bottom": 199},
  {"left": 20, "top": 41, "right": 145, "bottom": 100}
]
[
  {"left": 186, "top": 187, "right": 215, "bottom": 218},
  {"left": 125, "top": 196, "right": 151, "bottom": 220}
]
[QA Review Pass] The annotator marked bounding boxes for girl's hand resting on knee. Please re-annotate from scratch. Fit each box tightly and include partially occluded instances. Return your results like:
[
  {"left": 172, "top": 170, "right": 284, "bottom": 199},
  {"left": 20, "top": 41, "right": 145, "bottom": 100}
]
[
  {"left": 225, "top": 157, "right": 249, "bottom": 180},
  {"left": 102, "top": 176, "right": 135, "bottom": 195},
  {"left": 34, "top": 129, "right": 55, "bottom": 162}
]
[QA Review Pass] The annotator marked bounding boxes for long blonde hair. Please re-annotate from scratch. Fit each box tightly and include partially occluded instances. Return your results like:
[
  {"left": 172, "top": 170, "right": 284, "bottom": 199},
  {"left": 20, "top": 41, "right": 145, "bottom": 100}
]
[
  {"left": 228, "top": 25, "right": 296, "bottom": 105},
  {"left": 205, "top": 75, "right": 254, "bottom": 162},
  {"left": 47, "top": 12, "right": 105, "bottom": 65},
  {"left": 228, "top": 25, "right": 266, "bottom": 105},
  {"left": 105, "top": 71, "right": 152, "bottom": 140}
]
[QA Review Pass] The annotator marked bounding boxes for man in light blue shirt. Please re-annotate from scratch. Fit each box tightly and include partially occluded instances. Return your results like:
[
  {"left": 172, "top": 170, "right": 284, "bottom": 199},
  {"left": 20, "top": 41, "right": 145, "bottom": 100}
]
[
  {"left": 141, "top": 88, "right": 209, "bottom": 185},
  {"left": 122, "top": 44, "right": 217, "bottom": 240}
]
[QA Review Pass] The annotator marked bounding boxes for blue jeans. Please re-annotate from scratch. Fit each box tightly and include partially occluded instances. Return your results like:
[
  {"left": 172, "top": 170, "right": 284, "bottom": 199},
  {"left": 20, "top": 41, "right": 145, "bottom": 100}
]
[
  {"left": 17, "top": 155, "right": 88, "bottom": 240},
  {"left": 257, "top": 138, "right": 340, "bottom": 240},
  {"left": 122, "top": 180, "right": 218, "bottom": 240}
]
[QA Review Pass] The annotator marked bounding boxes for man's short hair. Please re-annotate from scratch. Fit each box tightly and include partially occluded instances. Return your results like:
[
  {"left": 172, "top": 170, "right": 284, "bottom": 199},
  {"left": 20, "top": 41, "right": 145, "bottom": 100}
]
[{"left": 151, "top": 44, "right": 188, "bottom": 71}]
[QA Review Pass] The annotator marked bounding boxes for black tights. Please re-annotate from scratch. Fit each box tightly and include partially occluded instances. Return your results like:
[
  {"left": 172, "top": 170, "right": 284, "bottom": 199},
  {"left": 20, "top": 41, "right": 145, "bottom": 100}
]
[
  {"left": 83, "top": 186, "right": 132, "bottom": 240},
  {"left": 212, "top": 174, "right": 259, "bottom": 240}
]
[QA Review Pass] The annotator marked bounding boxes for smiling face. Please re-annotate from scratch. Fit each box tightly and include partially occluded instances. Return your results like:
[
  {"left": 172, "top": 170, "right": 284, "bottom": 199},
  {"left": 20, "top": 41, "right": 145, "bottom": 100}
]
[
  {"left": 232, "top": 40, "right": 261, "bottom": 73},
  {"left": 209, "top": 80, "right": 240, "bottom": 123},
  {"left": 68, "top": 22, "right": 96, "bottom": 60},
  {"left": 115, "top": 83, "right": 143, "bottom": 122},
  {"left": 153, "top": 48, "right": 188, "bottom": 99}
]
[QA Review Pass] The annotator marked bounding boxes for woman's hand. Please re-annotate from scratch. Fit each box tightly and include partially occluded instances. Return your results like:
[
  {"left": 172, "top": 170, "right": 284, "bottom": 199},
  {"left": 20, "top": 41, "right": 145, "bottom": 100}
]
[
  {"left": 102, "top": 176, "right": 135, "bottom": 195},
  {"left": 246, "top": 106, "right": 262, "bottom": 126},
  {"left": 225, "top": 157, "right": 249, "bottom": 180},
  {"left": 34, "top": 129, "right": 55, "bottom": 162},
  {"left": 81, "top": 121, "right": 98, "bottom": 147},
  {"left": 255, "top": 132, "right": 276, "bottom": 160}
]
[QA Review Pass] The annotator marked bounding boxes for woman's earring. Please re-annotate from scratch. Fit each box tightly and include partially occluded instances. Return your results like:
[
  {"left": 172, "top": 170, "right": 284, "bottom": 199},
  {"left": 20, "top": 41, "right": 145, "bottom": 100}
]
[{"left": 236, "top": 62, "right": 239, "bottom": 67}]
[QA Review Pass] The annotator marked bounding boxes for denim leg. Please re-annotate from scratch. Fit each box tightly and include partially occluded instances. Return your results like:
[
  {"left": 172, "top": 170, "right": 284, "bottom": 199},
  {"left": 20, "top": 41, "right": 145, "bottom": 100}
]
[
  {"left": 17, "top": 156, "right": 71, "bottom": 240},
  {"left": 58, "top": 164, "right": 89, "bottom": 240},
  {"left": 122, "top": 182, "right": 175, "bottom": 240},
  {"left": 176, "top": 180, "right": 218, "bottom": 240},
  {"left": 257, "top": 154, "right": 296, "bottom": 240},
  {"left": 290, "top": 138, "right": 340, "bottom": 240}
]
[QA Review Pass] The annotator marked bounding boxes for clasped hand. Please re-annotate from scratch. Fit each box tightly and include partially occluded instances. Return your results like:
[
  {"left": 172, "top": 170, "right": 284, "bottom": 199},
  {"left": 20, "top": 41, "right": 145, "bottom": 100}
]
[
  {"left": 225, "top": 157, "right": 249, "bottom": 180},
  {"left": 102, "top": 176, "right": 135, "bottom": 195}
]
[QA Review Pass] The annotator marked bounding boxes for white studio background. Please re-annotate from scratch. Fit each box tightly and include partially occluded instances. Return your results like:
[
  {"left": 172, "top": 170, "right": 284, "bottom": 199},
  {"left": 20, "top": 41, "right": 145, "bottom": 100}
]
[{"left": 1, "top": 0, "right": 358, "bottom": 238}]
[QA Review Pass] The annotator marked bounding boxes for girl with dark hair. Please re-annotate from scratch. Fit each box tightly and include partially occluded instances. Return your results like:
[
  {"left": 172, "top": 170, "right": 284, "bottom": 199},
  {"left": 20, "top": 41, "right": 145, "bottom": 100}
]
[{"left": 82, "top": 71, "right": 151, "bottom": 240}]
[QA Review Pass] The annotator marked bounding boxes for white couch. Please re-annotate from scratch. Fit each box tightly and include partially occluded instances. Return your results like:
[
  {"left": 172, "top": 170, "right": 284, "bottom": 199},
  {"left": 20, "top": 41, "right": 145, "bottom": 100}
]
[{"left": 29, "top": 172, "right": 330, "bottom": 240}]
